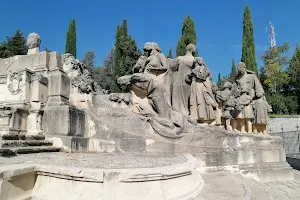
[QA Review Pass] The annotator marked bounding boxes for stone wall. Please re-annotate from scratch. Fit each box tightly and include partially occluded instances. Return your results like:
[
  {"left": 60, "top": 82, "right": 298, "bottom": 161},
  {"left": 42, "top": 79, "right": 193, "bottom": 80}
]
[
  {"left": 271, "top": 131, "right": 300, "bottom": 154},
  {"left": 269, "top": 117, "right": 300, "bottom": 155},
  {"left": 269, "top": 116, "right": 300, "bottom": 133}
]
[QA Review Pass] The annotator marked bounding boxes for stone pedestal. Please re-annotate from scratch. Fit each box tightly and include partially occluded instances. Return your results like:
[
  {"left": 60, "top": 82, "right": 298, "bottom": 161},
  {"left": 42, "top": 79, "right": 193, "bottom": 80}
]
[
  {"left": 27, "top": 47, "right": 39, "bottom": 55},
  {"left": 43, "top": 105, "right": 85, "bottom": 136}
]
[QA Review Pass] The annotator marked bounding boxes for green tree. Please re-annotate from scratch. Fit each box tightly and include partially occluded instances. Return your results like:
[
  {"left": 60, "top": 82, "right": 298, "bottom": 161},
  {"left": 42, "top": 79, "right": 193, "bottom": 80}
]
[
  {"left": 44, "top": 47, "right": 51, "bottom": 52},
  {"left": 261, "top": 43, "right": 290, "bottom": 93},
  {"left": 0, "top": 30, "right": 27, "bottom": 58},
  {"left": 288, "top": 44, "right": 300, "bottom": 92},
  {"left": 217, "top": 73, "right": 223, "bottom": 88},
  {"left": 176, "top": 15, "right": 197, "bottom": 57},
  {"left": 82, "top": 50, "right": 96, "bottom": 77},
  {"left": 112, "top": 19, "right": 141, "bottom": 92},
  {"left": 95, "top": 48, "right": 114, "bottom": 92},
  {"left": 167, "top": 48, "right": 173, "bottom": 58},
  {"left": 242, "top": 4, "right": 257, "bottom": 74},
  {"left": 228, "top": 59, "right": 237, "bottom": 83},
  {"left": 65, "top": 19, "right": 77, "bottom": 57}
]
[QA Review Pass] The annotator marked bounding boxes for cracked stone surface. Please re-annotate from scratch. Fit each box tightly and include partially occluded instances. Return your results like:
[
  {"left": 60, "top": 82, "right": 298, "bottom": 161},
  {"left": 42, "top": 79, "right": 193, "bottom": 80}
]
[{"left": 0, "top": 152, "right": 187, "bottom": 169}]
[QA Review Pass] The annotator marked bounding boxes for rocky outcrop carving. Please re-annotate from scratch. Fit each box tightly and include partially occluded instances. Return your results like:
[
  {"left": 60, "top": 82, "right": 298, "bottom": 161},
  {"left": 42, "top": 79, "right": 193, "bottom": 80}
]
[
  {"left": 8, "top": 72, "right": 23, "bottom": 95},
  {"left": 62, "top": 53, "right": 107, "bottom": 95}
]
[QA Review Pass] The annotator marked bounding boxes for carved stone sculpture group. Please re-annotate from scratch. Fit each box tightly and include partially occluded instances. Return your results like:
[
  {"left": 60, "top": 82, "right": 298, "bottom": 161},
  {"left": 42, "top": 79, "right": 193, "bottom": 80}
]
[{"left": 118, "top": 42, "right": 272, "bottom": 137}]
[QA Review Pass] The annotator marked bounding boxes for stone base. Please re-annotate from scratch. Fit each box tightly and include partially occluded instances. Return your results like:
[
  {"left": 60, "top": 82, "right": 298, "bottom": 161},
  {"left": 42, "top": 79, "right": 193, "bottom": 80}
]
[
  {"left": 0, "top": 154, "right": 203, "bottom": 200},
  {"left": 42, "top": 105, "right": 85, "bottom": 136}
]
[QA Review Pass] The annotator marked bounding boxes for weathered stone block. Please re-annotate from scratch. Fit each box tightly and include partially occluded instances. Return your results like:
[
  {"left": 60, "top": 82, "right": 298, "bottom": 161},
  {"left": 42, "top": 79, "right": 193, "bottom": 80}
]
[
  {"left": 48, "top": 52, "right": 62, "bottom": 70},
  {"left": 43, "top": 106, "right": 85, "bottom": 136},
  {"left": 13, "top": 52, "right": 49, "bottom": 71},
  {"left": 30, "top": 75, "right": 48, "bottom": 103},
  {"left": 47, "top": 69, "right": 70, "bottom": 106},
  {"left": 6, "top": 70, "right": 32, "bottom": 104}
]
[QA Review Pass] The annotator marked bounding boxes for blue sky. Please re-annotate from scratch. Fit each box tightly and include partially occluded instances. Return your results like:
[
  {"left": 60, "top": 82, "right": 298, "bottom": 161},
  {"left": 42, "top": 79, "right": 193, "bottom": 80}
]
[{"left": 1, "top": 0, "right": 299, "bottom": 81}]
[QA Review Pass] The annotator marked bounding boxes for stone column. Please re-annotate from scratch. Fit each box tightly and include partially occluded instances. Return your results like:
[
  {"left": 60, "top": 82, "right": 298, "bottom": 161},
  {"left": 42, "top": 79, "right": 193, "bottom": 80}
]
[
  {"left": 27, "top": 102, "right": 42, "bottom": 135},
  {"left": 0, "top": 107, "right": 14, "bottom": 135}
]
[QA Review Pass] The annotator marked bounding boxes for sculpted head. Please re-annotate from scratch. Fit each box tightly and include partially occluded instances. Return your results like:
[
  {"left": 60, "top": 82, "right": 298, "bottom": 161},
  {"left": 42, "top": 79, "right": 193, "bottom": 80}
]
[
  {"left": 186, "top": 44, "right": 196, "bottom": 54},
  {"left": 143, "top": 42, "right": 161, "bottom": 56},
  {"left": 223, "top": 81, "right": 232, "bottom": 89},
  {"left": 237, "top": 62, "right": 247, "bottom": 75},
  {"left": 27, "top": 33, "right": 41, "bottom": 49}
]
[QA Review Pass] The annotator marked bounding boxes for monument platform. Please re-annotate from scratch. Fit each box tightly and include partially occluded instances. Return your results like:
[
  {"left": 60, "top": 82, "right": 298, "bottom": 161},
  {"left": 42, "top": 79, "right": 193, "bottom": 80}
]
[
  {"left": 1, "top": 152, "right": 299, "bottom": 200},
  {"left": 0, "top": 153, "right": 203, "bottom": 200}
]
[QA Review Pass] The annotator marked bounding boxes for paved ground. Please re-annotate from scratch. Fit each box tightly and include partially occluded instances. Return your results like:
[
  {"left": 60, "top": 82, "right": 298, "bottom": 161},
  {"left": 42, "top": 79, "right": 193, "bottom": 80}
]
[
  {"left": 0, "top": 152, "right": 187, "bottom": 169},
  {"left": 197, "top": 170, "right": 300, "bottom": 200}
]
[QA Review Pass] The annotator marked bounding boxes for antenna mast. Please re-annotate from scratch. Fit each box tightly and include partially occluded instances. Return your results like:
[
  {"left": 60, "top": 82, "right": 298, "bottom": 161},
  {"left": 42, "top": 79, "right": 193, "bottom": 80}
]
[{"left": 269, "top": 22, "right": 276, "bottom": 48}]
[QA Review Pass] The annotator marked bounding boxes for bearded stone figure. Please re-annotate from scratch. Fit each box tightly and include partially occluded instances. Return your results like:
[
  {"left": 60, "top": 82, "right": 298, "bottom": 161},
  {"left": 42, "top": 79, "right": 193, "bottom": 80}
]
[{"left": 235, "top": 62, "right": 271, "bottom": 133}]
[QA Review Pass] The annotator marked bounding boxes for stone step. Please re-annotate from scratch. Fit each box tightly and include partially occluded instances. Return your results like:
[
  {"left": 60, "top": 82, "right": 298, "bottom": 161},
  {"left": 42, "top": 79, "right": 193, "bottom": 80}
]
[
  {"left": 1, "top": 134, "right": 45, "bottom": 141},
  {"left": 0, "top": 140, "right": 53, "bottom": 148},
  {"left": 0, "top": 146, "right": 61, "bottom": 156}
]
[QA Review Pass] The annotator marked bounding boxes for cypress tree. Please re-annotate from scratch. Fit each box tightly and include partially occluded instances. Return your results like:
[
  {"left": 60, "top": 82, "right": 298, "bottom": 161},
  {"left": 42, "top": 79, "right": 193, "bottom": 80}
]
[
  {"left": 217, "top": 73, "right": 223, "bottom": 88},
  {"left": 112, "top": 19, "right": 141, "bottom": 92},
  {"left": 65, "top": 19, "right": 77, "bottom": 58},
  {"left": 228, "top": 59, "right": 237, "bottom": 83},
  {"left": 242, "top": 4, "right": 257, "bottom": 74},
  {"left": 176, "top": 15, "right": 197, "bottom": 57},
  {"left": 167, "top": 48, "right": 173, "bottom": 58}
]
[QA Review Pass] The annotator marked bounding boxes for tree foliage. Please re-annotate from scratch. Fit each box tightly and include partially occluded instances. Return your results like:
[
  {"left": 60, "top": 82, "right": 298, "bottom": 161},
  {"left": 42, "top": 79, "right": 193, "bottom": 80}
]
[
  {"left": 167, "top": 48, "right": 173, "bottom": 58},
  {"left": 288, "top": 45, "right": 300, "bottom": 91},
  {"left": 0, "top": 30, "right": 27, "bottom": 58},
  {"left": 261, "top": 43, "right": 290, "bottom": 93},
  {"left": 112, "top": 19, "right": 141, "bottom": 92},
  {"left": 227, "top": 59, "right": 236, "bottom": 83},
  {"left": 65, "top": 19, "right": 77, "bottom": 58},
  {"left": 95, "top": 48, "right": 114, "bottom": 92},
  {"left": 176, "top": 15, "right": 197, "bottom": 57},
  {"left": 82, "top": 50, "right": 96, "bottom": 78},
  {"left": 217, "top": 73, "right": 224, "bottom": 88},
  {"left": 44, "top": 47, "right": 51, "bottom": 52},
  {"left": 242, "top": 4, "right": 257, "bottom": 74}
]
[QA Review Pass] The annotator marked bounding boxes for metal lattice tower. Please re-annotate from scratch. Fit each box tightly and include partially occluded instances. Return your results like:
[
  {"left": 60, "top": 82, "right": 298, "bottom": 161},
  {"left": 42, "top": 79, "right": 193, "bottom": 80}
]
[{"left": 269, "top": 22, "right": 276, "bottom": 47}]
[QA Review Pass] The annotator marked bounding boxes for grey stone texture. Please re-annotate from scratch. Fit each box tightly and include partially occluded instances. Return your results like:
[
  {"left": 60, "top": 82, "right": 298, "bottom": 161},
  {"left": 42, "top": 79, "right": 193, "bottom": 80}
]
[{"left": 43, "top": 106, "right": 85, "bottom": 136}]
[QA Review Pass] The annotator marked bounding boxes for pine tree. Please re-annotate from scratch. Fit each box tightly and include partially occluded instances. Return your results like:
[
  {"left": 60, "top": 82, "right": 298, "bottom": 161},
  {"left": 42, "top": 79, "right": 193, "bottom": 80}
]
[
  {"left": 167, "top": 48, "right": 173, "bottom": 58},
  {"left": 65, "top": 19, "right": 77, "bottom": 58},
  {"left": 112, "top": 19, "right": 141, "bottom": 92},
  {"left": 176, "top": 15, "right": 197, "bottom": 57},
  {"left": 242, "top": 4, "right": 257, "bottom": 74},
  {"left": 0, "top": 30, "right": 27, "bottom": 58},
  {"left": 228, "top": 59, "right": 237, "bottom": 83}
]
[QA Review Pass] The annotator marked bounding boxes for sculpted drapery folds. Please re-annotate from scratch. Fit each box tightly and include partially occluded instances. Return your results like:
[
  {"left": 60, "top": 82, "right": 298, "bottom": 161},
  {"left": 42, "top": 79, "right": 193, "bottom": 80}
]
[
  {"left": 171, "top": 44, "right": 196, "bottom": 116},
  {"left": 117, "top": 43, "right": 272, "bottom": 137},
  {"left": 189, "top": 57, "right": 218, "bottom": 124}
]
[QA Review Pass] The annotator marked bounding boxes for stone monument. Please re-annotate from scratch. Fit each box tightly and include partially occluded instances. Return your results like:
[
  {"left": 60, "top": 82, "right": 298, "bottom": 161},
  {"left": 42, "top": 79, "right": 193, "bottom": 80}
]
[{"left": 0, "top": 34, "right": 293, "bottom": 187}]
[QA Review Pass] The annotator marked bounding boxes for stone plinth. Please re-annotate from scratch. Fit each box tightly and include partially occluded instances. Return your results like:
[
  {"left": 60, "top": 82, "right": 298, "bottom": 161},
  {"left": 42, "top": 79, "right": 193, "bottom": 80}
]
[{"left": 42, "top": 105, "right": 85, "bottom": 136}]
